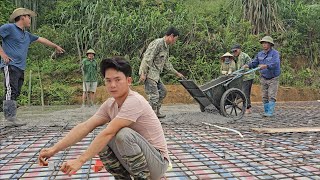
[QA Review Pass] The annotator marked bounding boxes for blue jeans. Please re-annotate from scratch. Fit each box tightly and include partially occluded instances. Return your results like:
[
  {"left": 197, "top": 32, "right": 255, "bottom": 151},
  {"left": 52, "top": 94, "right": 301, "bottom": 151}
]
[{"left": 2, "top": 65, "right": 24, "bottom": 101}]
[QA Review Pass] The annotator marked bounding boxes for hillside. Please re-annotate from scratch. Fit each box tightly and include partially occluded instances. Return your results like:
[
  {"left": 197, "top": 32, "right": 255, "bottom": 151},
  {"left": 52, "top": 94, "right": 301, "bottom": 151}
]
[{"left": 0, "top": 0, "right": 319, "bottom": 105}]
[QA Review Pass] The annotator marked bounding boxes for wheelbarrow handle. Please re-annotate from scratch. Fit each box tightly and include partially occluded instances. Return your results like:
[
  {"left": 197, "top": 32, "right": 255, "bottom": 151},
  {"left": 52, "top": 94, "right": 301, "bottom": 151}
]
[
  {"left": 231, "top": 68, "right": 244, "bottom": 75},
  {"left": 231, "top": 67, "right": 260, "bottom": 76},
  {"left": 242, "top": 67, "right": 260, "bottom": 75}
]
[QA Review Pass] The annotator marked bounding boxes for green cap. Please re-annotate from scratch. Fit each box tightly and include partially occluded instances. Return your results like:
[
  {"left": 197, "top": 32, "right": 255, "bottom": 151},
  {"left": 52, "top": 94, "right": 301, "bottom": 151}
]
[{"left": 86, "top": 49, "right": 95, "bottom": 55}]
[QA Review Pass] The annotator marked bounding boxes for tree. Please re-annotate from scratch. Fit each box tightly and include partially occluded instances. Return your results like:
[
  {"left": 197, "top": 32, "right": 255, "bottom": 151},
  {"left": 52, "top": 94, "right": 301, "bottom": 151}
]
[{"left": 233, "top": 0, "right": 286, "bottom": 34}]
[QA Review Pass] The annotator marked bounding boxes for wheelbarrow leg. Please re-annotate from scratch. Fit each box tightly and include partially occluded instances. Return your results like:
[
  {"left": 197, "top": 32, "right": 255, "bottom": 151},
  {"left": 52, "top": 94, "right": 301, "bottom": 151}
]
[{"left": 200, "top": 104, "right": 206, "bottom": 112}]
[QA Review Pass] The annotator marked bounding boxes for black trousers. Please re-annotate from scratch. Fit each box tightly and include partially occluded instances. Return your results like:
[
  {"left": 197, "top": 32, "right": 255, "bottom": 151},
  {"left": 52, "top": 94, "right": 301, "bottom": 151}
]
[
  {"left": 2, "top": 65, "right": 25, "bottom": 101},
  {"left": 242, "top": 79, "right": 253, "bottom": 109}
]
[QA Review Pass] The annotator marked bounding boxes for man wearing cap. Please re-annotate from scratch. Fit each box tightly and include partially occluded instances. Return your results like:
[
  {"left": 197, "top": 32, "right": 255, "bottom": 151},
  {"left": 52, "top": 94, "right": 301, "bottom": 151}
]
[
  {"left": 220, "top": 52, "right": 236, "bottom": 75},
  {"left": 139, "top": 27, "right": 184, "bottom": 118},
  {"left": 81, "top": 49, "right": 98, "bottom": 107},
  {"left": 0, "top": 8, "right": 65, "bottom": 127},
  {"left": 243, "top": 36, "right": 281, "bottom": 117},
  {"left": 231, "top": 44, "right": 255, "bottom": 114}
]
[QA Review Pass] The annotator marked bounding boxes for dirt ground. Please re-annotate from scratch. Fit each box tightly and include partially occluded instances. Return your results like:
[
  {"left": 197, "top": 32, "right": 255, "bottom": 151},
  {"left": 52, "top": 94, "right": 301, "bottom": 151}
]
[
  {"left": 1, "top": 100, "right": 319, "bottom": 129},
  {"left": 77, "top": 84, "right": 320, "bottom": 105}
]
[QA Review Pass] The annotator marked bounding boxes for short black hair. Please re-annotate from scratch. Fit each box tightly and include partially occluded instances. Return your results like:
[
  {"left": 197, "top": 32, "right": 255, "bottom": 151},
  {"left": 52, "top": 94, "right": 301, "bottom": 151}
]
[
  {"left": 14, "top": 16, "right": 22, "bottom": 22},
  {"left": 14, "top": 15, "right": 30, "bottom": 22},
  {"left": 165, "top": 26, "right": 179, "bottom": 37},
  {"left": 100, "top": 56, "right": 132, "bottom": 78}
]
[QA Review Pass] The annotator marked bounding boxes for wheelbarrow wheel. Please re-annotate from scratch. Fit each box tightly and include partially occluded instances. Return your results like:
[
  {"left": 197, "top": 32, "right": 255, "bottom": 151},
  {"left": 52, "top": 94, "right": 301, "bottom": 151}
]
[
  {"left": 220, "top": 88, "right": 247, "bottom": 119},
  {"left": 200, "top": 104, "right": 206, "bottom": 112}
]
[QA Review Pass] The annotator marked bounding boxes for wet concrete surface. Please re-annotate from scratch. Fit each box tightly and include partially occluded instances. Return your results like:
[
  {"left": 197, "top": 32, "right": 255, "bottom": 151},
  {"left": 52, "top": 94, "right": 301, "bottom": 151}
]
[{"left": 0, "top": 101, "right": 319, "bottom": 179}]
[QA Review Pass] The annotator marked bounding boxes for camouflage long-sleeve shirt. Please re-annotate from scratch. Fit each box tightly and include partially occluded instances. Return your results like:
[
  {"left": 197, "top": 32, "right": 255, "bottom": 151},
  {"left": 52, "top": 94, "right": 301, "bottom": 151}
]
[
  {"left": 235, "top": 52, "right": 255, "bottom": 81},
  {"left": 139, "top": 37, "right": 178, "bottom": 82}
]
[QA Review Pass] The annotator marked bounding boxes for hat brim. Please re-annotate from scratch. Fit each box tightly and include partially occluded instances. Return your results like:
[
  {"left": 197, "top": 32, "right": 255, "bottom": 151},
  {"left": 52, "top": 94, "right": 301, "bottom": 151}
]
[
  {"left": 9, "top": 9, "right": 36, "bottom": 22},
  {"left": 221, "top": 56, "right": 234, "bottom": 60},
  {"left": 260, "top": 40, "right": 274, "bottom": 46}
]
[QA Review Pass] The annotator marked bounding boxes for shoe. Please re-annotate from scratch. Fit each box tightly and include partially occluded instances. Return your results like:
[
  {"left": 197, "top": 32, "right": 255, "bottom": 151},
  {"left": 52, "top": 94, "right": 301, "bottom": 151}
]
[
  {"left": 245, "top": 109, "right": 251, "bottom": 114},
  {"left": 5, "top": 119, "right": 26, "bottom": 127},
  {"left": 157, "top": 112, "right": 166, "bottom": 118}
]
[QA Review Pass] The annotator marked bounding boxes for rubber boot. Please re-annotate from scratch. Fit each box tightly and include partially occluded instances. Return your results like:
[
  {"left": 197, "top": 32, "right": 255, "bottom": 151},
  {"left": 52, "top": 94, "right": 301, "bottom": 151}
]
[
  {"left": 3, "top": 100, "right": 26, "bottom": 127},
  {"left": 262, "top": 102, "right": 269, "bottom": 117},
  {"left": 265, "top": 101, "right": 276, "bottom": 117},
  {"left": 156, "top": 105, "right": 166, "bottom": 118}
]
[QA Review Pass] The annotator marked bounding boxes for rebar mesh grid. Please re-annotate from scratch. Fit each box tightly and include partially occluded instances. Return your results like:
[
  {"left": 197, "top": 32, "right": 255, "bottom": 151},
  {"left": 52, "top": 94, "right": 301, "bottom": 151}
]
[
  {"left": 1, "top": 124, "right": 319, "bottom": 179},
  {"left": 1, "top": 101, "right": 319, "bottom": 179}
]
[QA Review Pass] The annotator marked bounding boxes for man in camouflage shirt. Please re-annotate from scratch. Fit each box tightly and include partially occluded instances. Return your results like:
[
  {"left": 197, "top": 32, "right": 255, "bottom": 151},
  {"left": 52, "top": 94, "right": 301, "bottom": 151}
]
[
  {"left": 231, "top": 44, "right": 255, "bottom": 114},
  {"left": 139, "top": 27, "right": 184, "bottom": 118}
]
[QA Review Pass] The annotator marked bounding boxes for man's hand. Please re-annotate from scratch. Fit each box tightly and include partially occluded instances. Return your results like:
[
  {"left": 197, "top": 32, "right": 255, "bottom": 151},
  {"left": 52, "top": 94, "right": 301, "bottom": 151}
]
[
  {"left": 258, "top": 64, "right": 268, "bottom": 69},
  {"left": 60, "top": 158, "right": 85, "bottom": 176},
  {"left": 177, "top": 72, "right": 185, "bottom": 79},
  {"left": 38, "top": 147, "right": 56, "bottom": 166},
  {"left": 55, "top": 46, "right": 65, "bottom": 54},
  {"left": 139, "top": 73, "right": 146, "bottom": 83},
  {"left": 242, "top": 65, "right": 249, "bottom": 69},
  {"left": 0, "top": 52, "right": 12, "bottom": 64}
]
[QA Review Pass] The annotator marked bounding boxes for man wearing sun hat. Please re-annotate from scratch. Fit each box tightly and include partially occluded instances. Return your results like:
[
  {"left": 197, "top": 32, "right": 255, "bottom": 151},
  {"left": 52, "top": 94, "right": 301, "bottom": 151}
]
[
  {"left": 0, "top": 8, "right": 65, "bottom": 127},
  {"left": 81, "top": 49, "right": 98, "bottom": 107},
  {"left": 220, "top": 52, "right": 236, "bottom": 75},
  {"left": 243, "top": 36, "right": 281, "bottom": 117}
]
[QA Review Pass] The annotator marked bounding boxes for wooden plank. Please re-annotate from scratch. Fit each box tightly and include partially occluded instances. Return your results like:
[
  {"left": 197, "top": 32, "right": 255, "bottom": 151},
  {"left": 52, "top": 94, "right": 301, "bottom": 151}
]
[{"left": 251, "top": 127, "right": 320, "bottom": 133}]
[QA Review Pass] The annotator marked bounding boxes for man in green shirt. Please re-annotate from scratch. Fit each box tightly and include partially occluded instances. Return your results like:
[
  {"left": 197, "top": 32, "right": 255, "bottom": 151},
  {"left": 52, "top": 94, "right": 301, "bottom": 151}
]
[
  {"left": 139, "top": 27, "right": 184, "bottom": 118},
  {"left": 232, "top": 44, "right": 255, "bottom": 114},
  {"left": 81, "top": 49, "right": 98, "bottom": 107}
]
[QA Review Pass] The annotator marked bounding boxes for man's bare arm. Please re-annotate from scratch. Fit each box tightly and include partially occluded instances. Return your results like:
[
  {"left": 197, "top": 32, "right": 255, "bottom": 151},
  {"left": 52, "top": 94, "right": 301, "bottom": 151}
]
[
  {"left": 38, "top": 115, "right": 108, "bottom": 166},
  {"left": 52, "top": 116, "right": 107, "bottom": 153},
  {"left": 36, "top": 37, "right": 65, "bottom": 53},
  {"left": 78, "top": 118, "right": 133, "bottom": 163},
  {"left": 59, "top": 118, "right": 133, "bottom": 175}
]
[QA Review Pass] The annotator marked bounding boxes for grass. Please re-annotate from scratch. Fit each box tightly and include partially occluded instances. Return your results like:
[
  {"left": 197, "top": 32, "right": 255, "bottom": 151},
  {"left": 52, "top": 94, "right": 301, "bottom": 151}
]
[{"left": 183, "top": 0, "right": 227, "bottom": 16}]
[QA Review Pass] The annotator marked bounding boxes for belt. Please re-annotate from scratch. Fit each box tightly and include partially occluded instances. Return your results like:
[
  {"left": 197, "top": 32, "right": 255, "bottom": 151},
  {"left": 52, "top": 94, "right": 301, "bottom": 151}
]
[{"left": 262, "top": 76, "right": 275, "bottom": 80}]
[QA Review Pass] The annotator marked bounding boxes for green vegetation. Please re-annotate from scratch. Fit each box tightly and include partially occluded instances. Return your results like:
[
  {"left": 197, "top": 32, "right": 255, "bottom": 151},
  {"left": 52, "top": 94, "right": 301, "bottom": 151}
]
[{"left": 0, "top": 0, "right": 319, "bottom": 105}]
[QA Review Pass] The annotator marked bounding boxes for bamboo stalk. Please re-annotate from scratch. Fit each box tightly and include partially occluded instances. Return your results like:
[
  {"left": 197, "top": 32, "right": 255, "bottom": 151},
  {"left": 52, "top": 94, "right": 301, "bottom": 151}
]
[
  {"left": 28, "top": 70, "right": 32, "bottom": 106},
  {"left": 38, "top": 65, "right": 44, "bottom": 107}
]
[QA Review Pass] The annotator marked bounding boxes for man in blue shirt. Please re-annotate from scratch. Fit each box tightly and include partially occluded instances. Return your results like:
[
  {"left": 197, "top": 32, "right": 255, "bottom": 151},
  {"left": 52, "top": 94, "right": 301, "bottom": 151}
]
[
  {"left": 243, "top": 36, "right": 281, "bottom": 117},
  {"left": 0, "top": 8, "right": 65, "bottom": 127}
]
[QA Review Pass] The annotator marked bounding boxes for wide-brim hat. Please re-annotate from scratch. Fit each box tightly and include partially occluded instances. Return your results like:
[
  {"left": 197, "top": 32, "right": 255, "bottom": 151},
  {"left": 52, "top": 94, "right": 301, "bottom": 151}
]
[
  {"left": 260, "top": 36, "right": 274, "bottom": 46},
  {"left": 86, "top": 49, "right": 96, "bottom": 55},
  {"left": 221, "top": 52, "right": 234, "bottom": 60},
  {"left": 9, "top": 8, "right": 36, "bottom": 22}
]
